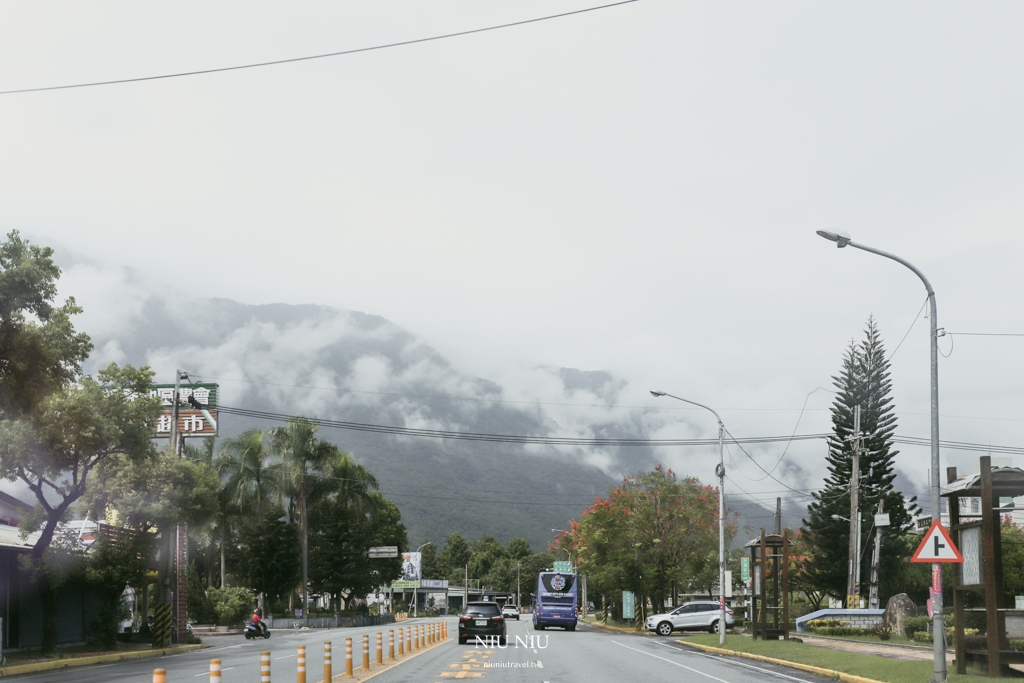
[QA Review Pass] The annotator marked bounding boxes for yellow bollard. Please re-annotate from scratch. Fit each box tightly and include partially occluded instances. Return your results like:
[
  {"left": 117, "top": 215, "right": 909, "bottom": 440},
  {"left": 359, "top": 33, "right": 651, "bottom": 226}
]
[
  {"left": 210, "top": 659, "right": 222, "bottom": 683},
  {"left": 362, "top": 633, "right": 370, "bottom": 671},
  {"left": 399, "top": 628, "right": 405, "bottom": 656},
  {"left": 406, "top": 626, "right": 411, "bottom": 653},
  {"left": 414, "top": 625, "right": 420, "bottom": 650},
  {"left": 297, "top": 645, "right": 306, "bottom": 683},
  {"left": 420, "top": 624, "right": 425, "bottom": 649},
  {"left": 388, "top": 629, "right": 395, "bottom": 659},
  {"left": 153, "top": 669, "right": 167, "bottom": 683},
  {"left": 431, "top": 622, "right": 436, "bottom": 643},
  {"left": 376, "top": 631, "right": 383, "bottom": 664},
  {"left": 324, "top": 641, "right": 332, "bottom": 682},
  {"left": 261, "top": 651, "right": 271, "bottom": 683},
  {"left": 345, "top": 637, "right": 353, "bottom": 678},
  {"left": 442, "top": 621, "right": 447, "bottom": 639}
]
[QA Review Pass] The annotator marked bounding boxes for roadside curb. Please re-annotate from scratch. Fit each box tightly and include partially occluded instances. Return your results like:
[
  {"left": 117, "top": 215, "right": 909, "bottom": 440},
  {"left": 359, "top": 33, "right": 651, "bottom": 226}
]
[
  {"left": 677, "top": 640, "right": 886, "bottom": 683},
  {"left": 581, "top": 620, "right": 650, "bottom": 636},
  {"left": 800, "top": 634, "right": 952, "bottom": 654},
  {"left": 328, "top": 627, "right": 452, "bottom": 683},
  {"left": 0, "top": 644, "right": 207, "bottom": 678}
]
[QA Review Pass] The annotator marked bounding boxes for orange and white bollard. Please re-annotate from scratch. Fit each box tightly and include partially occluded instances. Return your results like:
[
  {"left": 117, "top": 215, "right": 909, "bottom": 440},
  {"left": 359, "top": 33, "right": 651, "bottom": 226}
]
[
  {"left": 324, "top": 641, "right": 332, "bottom": 682},
  {"left": 362, "top": 633, "right": 370, "bottom": 671},
  {"left": 388, "top": 629, "right": 395, "bottom": 659},
  {"left": 415, "top": 625, "right": 421, "bottom": 650},
  {"left": 297, "top": 645, "right": 306, "bottom": 683},
  {"left": 210, "top": 659, "right": 222, "bottom": 683},
  {"left": 153, "top": 669, "right": 167, "bottom": 683},
  {"left": 442, "top": 621, "right": 447, "bottom": 639},
  {"left": 406, "top": 626, "right": 411, "bottom": 653},
  {"left": 420, "top": 624, "right": 425, "bottom": 649},
  {"left": 261, "top": 651, "right": 271, "bottom": 683},
  {"left": 345, "top": 638, "right": 353, "bottom": 678},
  {"left": 376, "top": 631, "right": 383, "bottom": 664},
  {"left": 399, "top": 627, "right": 405, "bottom": 656}
]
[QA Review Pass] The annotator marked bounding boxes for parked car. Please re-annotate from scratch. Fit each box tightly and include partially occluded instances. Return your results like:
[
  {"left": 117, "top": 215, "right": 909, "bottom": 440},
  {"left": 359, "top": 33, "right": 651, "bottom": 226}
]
[
  {"left": 501, "top": 604, "right": 521, "bottom": 620},
  {"left": 458, "top": 602, "right": 507, "bottom": 644},
  {"left": 645, "top": 601, "right": 734, "bottom": 636}
]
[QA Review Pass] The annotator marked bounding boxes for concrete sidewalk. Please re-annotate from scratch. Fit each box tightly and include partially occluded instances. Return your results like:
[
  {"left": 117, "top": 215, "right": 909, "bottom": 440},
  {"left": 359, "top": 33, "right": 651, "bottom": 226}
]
[{"left": 799, "top": 635, "right": 954, "bottom": 664}]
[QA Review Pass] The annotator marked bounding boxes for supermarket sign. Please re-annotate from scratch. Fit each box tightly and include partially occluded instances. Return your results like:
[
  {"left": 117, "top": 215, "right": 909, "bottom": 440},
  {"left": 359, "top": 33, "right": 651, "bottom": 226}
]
[{"left": 151, "top": 383, "right": 219, "bottom": 438}]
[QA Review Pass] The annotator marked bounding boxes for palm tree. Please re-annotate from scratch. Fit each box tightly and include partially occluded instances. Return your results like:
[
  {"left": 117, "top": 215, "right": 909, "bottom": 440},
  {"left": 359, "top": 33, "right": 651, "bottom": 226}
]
[
  {"left": 216, "top": 429, "right": 281, "bottom": 587},
  {"left": 270, "top": 418, "right": 347, "bottom": 624}
]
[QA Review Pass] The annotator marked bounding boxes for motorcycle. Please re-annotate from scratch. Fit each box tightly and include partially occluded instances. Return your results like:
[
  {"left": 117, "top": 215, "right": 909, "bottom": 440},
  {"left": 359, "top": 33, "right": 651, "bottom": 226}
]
[{"left": 244, "top": 621, "right": 271, "bottom": 639}]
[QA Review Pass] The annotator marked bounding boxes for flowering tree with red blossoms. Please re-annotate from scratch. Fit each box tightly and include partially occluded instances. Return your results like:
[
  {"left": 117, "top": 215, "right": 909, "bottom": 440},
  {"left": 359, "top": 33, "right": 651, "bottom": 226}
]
[{"left": 559, "top": 466, "right": 736, "bottom": 618}]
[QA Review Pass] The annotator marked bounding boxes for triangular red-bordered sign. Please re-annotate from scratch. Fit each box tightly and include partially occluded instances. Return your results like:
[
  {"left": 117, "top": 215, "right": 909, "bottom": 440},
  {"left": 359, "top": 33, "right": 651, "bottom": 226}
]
[{"left": 911, "top": 519, "right": 963, "bottom": 563}]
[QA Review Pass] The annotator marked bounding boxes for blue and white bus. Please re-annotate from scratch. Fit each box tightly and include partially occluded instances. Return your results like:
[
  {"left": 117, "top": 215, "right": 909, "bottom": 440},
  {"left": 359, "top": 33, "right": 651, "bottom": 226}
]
[{"left": 532, "top": 571, "right": 577, "bottom": 631}]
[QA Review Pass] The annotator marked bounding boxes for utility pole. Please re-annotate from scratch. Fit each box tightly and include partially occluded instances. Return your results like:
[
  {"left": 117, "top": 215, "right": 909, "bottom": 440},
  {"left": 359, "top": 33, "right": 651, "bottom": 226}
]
[
  {"left": 775, "top": 498, "right": 782, "bottom": 534},
  {"left": 464, "top": 563, "right": 469, "bottom": 609},
  {"left": 516, "top": 563, "right": 521, "bottom": 610},
  {"left": 847, "top": 405, "right": 862, "bottom": 610},
  {"left": 869, "top": 500, "right": 885, "bottom": 609}
]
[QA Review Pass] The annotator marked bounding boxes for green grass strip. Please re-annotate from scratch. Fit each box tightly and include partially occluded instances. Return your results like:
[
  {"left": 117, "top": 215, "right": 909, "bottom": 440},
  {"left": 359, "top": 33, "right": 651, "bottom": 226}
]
[{"left": 686, "top": 634, "right": 930, "bottom": 683}]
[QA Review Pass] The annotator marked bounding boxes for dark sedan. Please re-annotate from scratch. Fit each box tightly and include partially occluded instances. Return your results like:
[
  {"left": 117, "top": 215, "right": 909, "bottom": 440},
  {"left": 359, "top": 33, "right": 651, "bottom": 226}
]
[{"left": 458, "top": 601, "right": 507, "bottom": 645}]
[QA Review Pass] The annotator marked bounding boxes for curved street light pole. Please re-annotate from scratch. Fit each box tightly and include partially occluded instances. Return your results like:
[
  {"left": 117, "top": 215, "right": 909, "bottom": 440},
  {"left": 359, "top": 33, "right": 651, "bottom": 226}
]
[
  {"left": 650, "top": 391, "right": 727, "bottom": 645},
  {"left": 816, "top": 230, "right": 944, "bottom": 682}
]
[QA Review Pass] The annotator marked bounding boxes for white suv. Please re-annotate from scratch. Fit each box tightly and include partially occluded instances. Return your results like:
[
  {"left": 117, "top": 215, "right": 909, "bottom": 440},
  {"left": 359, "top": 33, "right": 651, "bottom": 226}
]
[
  {"left": 645, "top": 601, "right": 734, "bottom": 636},
  {"left": 501, "top": 605, "right": 521, "bottom": 620}
]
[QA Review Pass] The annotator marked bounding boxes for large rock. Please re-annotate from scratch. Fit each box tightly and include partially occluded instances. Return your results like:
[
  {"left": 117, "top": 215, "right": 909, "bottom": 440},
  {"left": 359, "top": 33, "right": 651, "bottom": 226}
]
[{"left": 882, "top": 593, "right": 918, "bottom": 636}]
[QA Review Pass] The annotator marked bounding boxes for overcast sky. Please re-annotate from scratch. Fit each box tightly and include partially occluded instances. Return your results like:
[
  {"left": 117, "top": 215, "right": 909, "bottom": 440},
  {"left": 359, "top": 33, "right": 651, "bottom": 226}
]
[{"left": 3, "top": 1, "right": 1024, "bottom": 514}]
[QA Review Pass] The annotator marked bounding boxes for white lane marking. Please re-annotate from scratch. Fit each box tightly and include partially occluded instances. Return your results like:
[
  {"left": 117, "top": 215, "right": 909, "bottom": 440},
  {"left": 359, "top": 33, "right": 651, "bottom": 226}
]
[
  {"left": 654, "top": 642, "right": 818, "bottom": 683},
  {"left": 275, "top": 653, "right": 297, "bottom": 659},
  {"left": 610, "top": 640, "right": 733, "bottom": 683},
  {"left": 195, "top": 667, "right": 235, "bottom": 676},
  {"left": 537, "top": 660, "right": 543, "bottom": 668}
]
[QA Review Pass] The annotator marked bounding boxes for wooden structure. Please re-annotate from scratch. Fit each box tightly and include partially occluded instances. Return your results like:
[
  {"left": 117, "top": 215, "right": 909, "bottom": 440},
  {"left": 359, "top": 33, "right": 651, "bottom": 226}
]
[
  {"left": 745, "top": 529, "right": 792, "bottom": 640},
  {"left": 943, "top": 456, "right": 1024, "bottom": 677}
]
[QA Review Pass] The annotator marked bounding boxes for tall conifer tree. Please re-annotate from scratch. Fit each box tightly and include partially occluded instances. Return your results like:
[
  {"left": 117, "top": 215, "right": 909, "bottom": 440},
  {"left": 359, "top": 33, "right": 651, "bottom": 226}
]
[{"left": 802, "top": 317, "right": 919, "bottom": 605}]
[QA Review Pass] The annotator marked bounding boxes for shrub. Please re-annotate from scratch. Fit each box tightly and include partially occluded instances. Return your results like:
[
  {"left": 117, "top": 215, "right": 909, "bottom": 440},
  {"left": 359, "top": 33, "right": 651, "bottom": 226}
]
[
  {"left": 873, "top": 625, "right": 893, "bottom": 641},
  {"left": 805, "top": 619, "right": 843, "bottom": 628},
  {"left": 913, "top": 631, "right": 932, "bottom": 643},
  {"left": 208, "top": 586, "right": 253, "bottom": 627},
  {"left": 808, "top": 626, "right": 874, "bottom": 636},
  {"left": 904, "top": 616, "right": 930, "bottom": 638},
  {"left": 1009, "top": 639, "right": 1024, "bottom": 652}
]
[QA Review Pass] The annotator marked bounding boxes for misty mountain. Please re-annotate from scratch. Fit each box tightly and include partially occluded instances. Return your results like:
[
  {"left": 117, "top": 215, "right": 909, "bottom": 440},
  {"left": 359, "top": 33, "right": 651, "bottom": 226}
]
[{"left": 47, "top": 255, "right": 791, "bottom": 553}]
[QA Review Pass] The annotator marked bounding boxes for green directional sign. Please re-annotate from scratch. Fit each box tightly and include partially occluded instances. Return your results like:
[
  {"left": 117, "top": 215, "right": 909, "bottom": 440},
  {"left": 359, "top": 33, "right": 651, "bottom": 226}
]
[
  {"left": 553, "top": 561, "right": 572, "bottom": 573},
  {"left": 622, "top": 590, "right": 635, "bottom": 620},
  {"left": 741, "top": 556, "right": 750, "bottom": 583}
]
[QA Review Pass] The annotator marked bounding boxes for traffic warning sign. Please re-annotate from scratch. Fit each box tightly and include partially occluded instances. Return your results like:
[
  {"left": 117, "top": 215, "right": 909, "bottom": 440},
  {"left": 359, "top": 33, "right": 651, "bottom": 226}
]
[{"left": 911, "top": 520, "right": 963, "bottom": 563}]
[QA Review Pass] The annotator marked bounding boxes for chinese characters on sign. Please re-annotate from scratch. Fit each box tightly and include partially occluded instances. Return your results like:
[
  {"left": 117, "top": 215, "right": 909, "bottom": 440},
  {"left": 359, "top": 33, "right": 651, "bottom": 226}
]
[
  {"left": 149, "top": 383, "right": 218, "bottom": 408},
  {"left": 155, "top": 410, "right": 219, "bottom": 437}
]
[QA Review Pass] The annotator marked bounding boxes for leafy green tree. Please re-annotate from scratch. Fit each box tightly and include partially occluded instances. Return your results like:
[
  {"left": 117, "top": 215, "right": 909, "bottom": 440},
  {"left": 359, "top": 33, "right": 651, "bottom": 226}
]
[
  {"left": 307, "top": 492, "right": 406, "bottom": 610},
  {"left": 235, "top": 510, "right": 301, "bottom": 614},
  {"left": 0, "top": 231, "right": 92, "bottom": 420},
  {"left": 208, "top": 586, "right": 254, "bottom": 627},
  {"left": 1, "top": 363, "right": 160, "bottom": 652},
  {"left": 802, "top": 318, "right": 920, "bottom": 606},
  {"left": 572, "top": 466, "right": 730, "bottom": 616},
  {"left": 271, "top": 418, "right": 344, "bottom": 620},
  {"left": 507, "top": 537, "right": 531, "bottom": 561},
  {"left": 469, "top": 535, "right": 507, "bottom": 580},
  {"left": 439, "top": 532, "right": 471, "bottom": 585},
  {"left": 85, "top": 531, "right": 154, "bottom": 649},
  {"left": 518, "top": 552, "right": 555, "bottom": 605},
  {"left": 420, "top": 542, "right": 440, "bottom": 579}
]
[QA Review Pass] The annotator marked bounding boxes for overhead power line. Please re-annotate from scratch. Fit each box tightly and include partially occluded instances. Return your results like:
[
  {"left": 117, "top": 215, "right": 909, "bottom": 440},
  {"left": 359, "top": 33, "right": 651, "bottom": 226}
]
[
  {"left": 0, "top": 1, "right": 639, "bottom": 96},
  {"left": 217, "top": 404, "right": 827, "bottom": 446},
  {"left": 216, "top": 405, "right": 1024, "bottom": 454}
]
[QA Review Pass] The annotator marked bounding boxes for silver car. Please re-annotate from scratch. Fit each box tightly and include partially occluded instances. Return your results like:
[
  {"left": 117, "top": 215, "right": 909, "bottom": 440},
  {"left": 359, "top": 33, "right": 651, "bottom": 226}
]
[
  {"left": 645, "top": 601, "right": 734, "bottom": 636},
  {"left": 501, "top": 604, "right": 521, "bottom": 620}
]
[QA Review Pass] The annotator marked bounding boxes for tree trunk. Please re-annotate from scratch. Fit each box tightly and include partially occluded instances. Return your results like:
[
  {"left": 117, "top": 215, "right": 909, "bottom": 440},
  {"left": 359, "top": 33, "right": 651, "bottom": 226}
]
[
  {"left": 38, "top": 570, "right": 59, "bottom": 654},
  {"left": 220, "top": 534, "right": 227, "bottom": 588},
  {"left": 300, "top": 490, "right": 308, "bottom": 624}
]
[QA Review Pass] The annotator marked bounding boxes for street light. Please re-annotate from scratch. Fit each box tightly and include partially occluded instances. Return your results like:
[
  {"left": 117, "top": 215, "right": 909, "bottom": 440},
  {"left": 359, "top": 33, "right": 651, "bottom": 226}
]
[
  {"left": 413, "top": 542, "right": 432, "bottom": 618},
  {"left": 816, "top": 230, "right": 945, "bottom": 683},
  {"left": 650, "top": 390, "right": 728, "bottom": 645},
  {"left": 551, "top": 529, "right": 571, "bottom": 561}
]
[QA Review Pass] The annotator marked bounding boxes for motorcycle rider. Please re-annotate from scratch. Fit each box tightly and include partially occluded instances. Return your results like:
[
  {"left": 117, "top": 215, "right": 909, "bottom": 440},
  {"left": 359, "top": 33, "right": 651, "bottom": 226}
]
[{"left": 252, "top": 608, "right": 267, "bottom": 636}]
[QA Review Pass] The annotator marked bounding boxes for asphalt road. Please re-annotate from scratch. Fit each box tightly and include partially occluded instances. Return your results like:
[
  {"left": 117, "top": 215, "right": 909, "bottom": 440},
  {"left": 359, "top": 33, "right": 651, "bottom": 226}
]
[
  {"left": 7, "top": 618, "right": 442, "bottom": 683},
  {"left": 8, "top": 618, "right": 840, "bottom": 683}
]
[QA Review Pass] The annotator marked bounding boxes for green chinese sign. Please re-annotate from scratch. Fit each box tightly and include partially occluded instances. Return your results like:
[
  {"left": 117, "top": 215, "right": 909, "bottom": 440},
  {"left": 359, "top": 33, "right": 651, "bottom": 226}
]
[
  {"left": 622, "top": 590, "right": 635, "bottom": 620},
  {"left": 741, "top": 556, "right": 751, "bottom": 583},
  {"left": 553, "top": 561, "right": 572, "bottom": 573},
  {"left": 391, "top": 580, "right": 420, "bottom": 589}
]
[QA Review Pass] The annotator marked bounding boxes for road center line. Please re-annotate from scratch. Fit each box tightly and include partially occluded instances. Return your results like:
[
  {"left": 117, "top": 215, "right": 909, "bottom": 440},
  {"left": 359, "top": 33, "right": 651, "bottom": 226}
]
[
  {"left": 609, "top": 639, "right": 733, "bottom": 683},
  {"left": 275, "top": 654, "right": 297, "bottom": 659}
]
